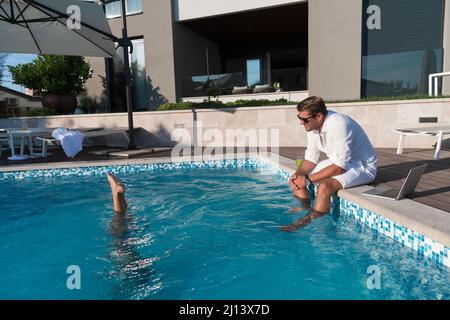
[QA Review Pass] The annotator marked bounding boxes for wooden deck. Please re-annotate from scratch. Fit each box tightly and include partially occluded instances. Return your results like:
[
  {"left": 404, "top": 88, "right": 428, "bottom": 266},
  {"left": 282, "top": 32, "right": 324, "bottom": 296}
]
[{"left": 1, "top": 146, "right": 449, "bottom": 213}]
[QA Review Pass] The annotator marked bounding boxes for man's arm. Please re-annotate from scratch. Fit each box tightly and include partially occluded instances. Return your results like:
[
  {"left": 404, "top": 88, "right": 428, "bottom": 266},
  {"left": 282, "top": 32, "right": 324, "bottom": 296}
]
[
  {"left": 295, "top": 159, "right": 316, "bottom": 176},
  {"left": 309, "top": 164, "right": 345, "bottom": 183},
  {"left": 289, "top": 160, "right": 316, "bottom": 193},
  {"left": 290, "top": 131, "right": 319, "bottom": 191}
]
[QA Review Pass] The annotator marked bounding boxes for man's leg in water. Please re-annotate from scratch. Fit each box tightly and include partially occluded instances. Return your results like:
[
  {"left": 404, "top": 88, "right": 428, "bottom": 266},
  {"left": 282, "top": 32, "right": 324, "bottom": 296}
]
[
  {"left": 282, "top": 178, "right": 342, "bottom": 231},
  {"left": 107, "top": 173, "right": 128, "bottom": 214},
  {"left": 288, "top": 176, "right": 311, "bottom": 213},
  {"left": 288, "top": 194, "right": 312, "bottom": 213}
]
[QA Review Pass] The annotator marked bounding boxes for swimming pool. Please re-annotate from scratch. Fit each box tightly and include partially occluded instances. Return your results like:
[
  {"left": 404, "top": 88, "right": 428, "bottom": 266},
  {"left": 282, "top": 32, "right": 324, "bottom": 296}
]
[{"left": 0, "top": 159, "right": 449, "bottom": 299}]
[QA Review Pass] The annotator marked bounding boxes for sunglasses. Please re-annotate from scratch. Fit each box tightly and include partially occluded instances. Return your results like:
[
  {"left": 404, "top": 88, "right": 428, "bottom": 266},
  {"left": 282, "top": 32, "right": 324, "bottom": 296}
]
[{"left": 297, "top": 112, "right": 318, "bottom": 123}]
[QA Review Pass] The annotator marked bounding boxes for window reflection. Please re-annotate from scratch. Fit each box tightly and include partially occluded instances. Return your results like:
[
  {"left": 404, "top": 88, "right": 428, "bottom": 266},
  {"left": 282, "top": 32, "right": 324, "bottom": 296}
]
[
  {"left": 105, "top": 0, "right": 142, "bottom": 19},
  {"left": 362, "top": 49, "right": 443, "bottom": 97},
  {"left": 105, "top": 1, "right": 121, "bottom": 18},
  {"left": 126, "top": 0, "right": 142, "bottom": 14},
  {"left": 246, "top": 59, "right": 261, "bottom": 87},
  {"left": 110, "top": 39, "right": 148, "bottom": 111},
  {"left": 361, "top": 0, "right": 444, "bottom": 97},
  {"left": 131, "top": 40, "right": 148, "bottom": 110}
]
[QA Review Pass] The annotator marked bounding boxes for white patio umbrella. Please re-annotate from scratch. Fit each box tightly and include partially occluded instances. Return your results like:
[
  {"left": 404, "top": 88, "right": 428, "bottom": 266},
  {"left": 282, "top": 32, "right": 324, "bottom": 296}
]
[
  {"left": 0, "top": 0, "right": 116, "bottom": 58},
  {"left": 0, "top": 0, "right": 142, "bottom": 149}
]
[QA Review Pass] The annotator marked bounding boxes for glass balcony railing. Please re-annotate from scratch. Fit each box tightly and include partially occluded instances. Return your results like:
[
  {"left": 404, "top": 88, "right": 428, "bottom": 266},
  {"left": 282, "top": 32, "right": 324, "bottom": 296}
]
[{"left": 180, "top": 67, "right": 307, "bottom": 98}]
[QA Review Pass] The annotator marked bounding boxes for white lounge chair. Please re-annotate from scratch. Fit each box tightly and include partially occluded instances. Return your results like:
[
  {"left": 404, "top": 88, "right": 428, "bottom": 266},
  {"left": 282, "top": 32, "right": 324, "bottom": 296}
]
[
  {"left": 0, "top": 129, "right": 8, "bottom": 156},
  {"left": 0, "top": 137, "right": 9, "bottom": 156},
  {"left": 35, "top": 127, "right": 132, "bottom": 155},
  {"left": 393, "top": 125, "right": 450, "bottom": 160},
  {"left": 34, "top": 136, "right": 59, "bottom": 157}
]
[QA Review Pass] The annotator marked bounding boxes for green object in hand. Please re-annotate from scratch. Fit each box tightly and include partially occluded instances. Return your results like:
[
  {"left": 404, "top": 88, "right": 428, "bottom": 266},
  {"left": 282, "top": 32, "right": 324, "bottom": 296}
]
[{"left": 295, "top": 159, "right": 303, "bottom": 168}]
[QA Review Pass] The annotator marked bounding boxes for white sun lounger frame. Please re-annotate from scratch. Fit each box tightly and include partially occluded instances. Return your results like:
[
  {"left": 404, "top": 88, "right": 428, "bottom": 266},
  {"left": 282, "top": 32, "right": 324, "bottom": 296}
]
[{"left": 393, "top": 126, "right": 450, "bottom": 160}]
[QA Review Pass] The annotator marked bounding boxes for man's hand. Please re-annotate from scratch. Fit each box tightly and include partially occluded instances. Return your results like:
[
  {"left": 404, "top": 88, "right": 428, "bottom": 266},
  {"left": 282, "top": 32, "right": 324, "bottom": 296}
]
[{"left": 289, "top": 174, "right": 307, "bottom": 192}]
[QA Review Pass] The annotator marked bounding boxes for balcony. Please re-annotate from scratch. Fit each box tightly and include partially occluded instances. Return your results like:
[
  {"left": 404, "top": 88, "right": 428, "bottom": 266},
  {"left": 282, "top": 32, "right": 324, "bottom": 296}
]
[{"left": 180, "top": 68, "right": 308, "bottom": 103}]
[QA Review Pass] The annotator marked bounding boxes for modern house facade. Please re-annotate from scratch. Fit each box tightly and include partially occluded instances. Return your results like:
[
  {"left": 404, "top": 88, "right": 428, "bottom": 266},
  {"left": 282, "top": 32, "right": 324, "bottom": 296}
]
[{"left": 87, "top": 0, "right": 450, "bottom": 112}]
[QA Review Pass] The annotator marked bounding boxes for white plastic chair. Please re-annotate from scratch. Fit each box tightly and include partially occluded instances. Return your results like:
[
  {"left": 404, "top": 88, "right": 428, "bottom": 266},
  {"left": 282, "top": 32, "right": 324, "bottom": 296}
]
[{"left": 0, "top": 137, "right": 9, "bottom": 156}]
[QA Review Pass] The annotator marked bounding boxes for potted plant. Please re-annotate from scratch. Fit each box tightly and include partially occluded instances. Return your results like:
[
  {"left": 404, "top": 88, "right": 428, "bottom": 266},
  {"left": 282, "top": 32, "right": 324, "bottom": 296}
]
[
  {"left": 202, "top": 78, "right": 221, "bottom": 103},
  {"left": 9, "top": 55, "right": 92, "bottom": 114},
  {"left": 78, "top": 96, "right": 99, "bottom": 114}
]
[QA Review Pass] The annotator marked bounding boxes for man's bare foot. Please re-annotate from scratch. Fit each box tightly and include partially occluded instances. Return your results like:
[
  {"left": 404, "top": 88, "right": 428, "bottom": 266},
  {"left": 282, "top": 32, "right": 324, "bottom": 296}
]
[
  {"left": 280, "top": 218, "right": 310, "bottom": 232},
  {"left": 281, "top": 209, "right": 327, "bottom": 232},
  {"left": 107, "top": 173, "right": 128, "bottom": 213},
  {"left": 280, "top": 224, "right": 299, "bottom": 232}
]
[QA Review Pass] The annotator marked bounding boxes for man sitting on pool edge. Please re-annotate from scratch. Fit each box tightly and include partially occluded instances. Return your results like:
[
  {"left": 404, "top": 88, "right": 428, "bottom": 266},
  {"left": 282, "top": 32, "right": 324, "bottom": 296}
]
[{"left": 281, "top": 96, "right": 378, "bottom": 231}]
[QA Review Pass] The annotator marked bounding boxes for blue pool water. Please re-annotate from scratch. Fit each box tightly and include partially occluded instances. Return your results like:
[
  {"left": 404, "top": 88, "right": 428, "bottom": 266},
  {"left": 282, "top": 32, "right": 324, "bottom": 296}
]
[{"left": 0, "top": 165, "right": 449, "bottom": 300}]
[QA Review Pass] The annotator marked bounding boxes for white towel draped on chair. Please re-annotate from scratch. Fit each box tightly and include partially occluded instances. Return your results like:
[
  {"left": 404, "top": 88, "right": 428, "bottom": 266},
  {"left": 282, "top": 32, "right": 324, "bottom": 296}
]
[{"left": 52, "top": 128, "right": 85, "bottom": 158}]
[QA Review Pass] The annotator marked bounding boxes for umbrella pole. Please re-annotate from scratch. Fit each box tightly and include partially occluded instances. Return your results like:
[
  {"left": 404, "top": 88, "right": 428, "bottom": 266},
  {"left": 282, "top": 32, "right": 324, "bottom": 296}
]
[{"left": 121, "top": 0, "right": 137, "bottom": 150}]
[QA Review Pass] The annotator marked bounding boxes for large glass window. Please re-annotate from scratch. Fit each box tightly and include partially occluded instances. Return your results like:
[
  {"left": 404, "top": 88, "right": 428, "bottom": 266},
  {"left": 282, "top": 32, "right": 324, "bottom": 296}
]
[
  {"left": 362, "top": 49, "right": 443, "bottom": 97},
  {"left": 126, "top": 0, "right": 142, "bottom": 14},
  {"left": 130, "top": 39, "right": 148, "bottom": 110},
  {"left": 361, "top": 0, "right": 445, "bottom": 97},
  {"left": 105, "top": 0, "right": 142, "bottom": 19},
  {"left": 110, "top": 39, "right": 149, "bottom": 111},
  {"left": 246, "top": 59, "right": 261, "bottom": 87},
  {"left": 105, "top": 1, "right": 121, "bottom": 18}
]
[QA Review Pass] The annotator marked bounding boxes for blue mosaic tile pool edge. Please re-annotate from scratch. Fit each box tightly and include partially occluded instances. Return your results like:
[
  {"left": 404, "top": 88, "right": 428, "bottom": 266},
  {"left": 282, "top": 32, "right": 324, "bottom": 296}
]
[
  {"left": 0, "top": 158, "right": 291, "bottom": 181},
  {"left": 1, "top": 158, "right": 448, "bottom": 267},
  {"left": 305, "top": 180, "right": 449, "bottom": 268},
  {"left": 339, "top": 197, "right": 449, "bottom": 267},
  {"left": 0, "top": 159, "right": 256, "bottom": 180}
]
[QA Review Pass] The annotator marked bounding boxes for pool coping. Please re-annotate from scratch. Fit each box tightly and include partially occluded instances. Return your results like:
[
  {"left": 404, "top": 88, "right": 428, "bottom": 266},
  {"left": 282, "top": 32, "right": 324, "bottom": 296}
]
[{"left": 1, "top": 152, "right": 450, "bottom": 249}]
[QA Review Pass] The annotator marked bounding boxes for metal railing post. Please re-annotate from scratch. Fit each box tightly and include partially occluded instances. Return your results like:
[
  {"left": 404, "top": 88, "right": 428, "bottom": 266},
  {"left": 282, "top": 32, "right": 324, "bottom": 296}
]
[
  {"left": 434, "top": 77, "right": 439, "bottom": 96},
  {"left": 429, "top": 74, "right": 433, "bottom": 96},
  {"left": 428, "top": 72, "right": 450, "bottom": 97}
]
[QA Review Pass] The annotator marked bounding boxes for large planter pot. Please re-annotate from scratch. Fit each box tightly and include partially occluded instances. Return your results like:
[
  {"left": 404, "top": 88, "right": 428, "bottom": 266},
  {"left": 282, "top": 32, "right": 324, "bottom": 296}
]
[{"left": 42, "top": 94, "right": 78, "bottom": 115}]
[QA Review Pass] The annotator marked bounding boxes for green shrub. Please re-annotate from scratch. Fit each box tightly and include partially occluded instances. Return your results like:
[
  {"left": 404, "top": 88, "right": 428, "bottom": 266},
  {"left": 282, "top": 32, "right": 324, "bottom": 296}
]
[
  {"left": 23, "top": 107, "right": 59, "bottom": 117},
  {"left": 155, "top": 95, "right": 450, "bottom": 111},
  {"left": 194, "top": 100, "right": 224, "bottom": 108},
  {"left": 157, "top": 102, "right": 196, "bottom": 110},
  {"left": 156, "top": 98, "right": 293, "bottom": 111},
  {"left": 228, "top": 99, "right": 289, "bottom": 107},
  {"left": 325, "top": 94, "right": 450, "bottom": 104},
  {"left": 8, "top": 55, "right": 92, "bottom": 95},
  {"left": 79, "top": 96, "right": 99, "bottom": 114}
]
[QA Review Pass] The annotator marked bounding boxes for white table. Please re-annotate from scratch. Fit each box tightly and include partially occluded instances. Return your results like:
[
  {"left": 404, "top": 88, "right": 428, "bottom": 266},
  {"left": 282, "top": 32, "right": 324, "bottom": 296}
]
[{"left": 7, "top": 128, "right": 52, "bottom": 160}]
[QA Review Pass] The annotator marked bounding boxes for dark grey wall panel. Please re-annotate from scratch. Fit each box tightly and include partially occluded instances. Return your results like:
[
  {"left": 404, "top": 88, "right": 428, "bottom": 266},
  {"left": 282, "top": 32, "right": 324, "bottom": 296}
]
[{"left": 362, "top": 0, "right": 445, "bottom": 55}]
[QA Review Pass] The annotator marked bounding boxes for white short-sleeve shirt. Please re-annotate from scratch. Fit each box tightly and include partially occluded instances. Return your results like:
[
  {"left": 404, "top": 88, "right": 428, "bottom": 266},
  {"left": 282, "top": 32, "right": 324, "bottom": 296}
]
[{"left": 304, "top": 111, "right": 377, "bottom": 171}]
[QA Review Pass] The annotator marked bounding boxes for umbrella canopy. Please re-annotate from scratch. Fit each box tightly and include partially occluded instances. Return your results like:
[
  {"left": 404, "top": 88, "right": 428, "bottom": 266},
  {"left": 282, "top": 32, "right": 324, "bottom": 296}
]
[{"left": 0, "top": 0, "right": 116, "bottom": 58}]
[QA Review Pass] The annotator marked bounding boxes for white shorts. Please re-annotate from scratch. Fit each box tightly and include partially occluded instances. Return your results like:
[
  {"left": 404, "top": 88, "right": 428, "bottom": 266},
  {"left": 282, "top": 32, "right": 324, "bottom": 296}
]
[{"left": 311, "top": 159, "right": 377, "bottom": 189}]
